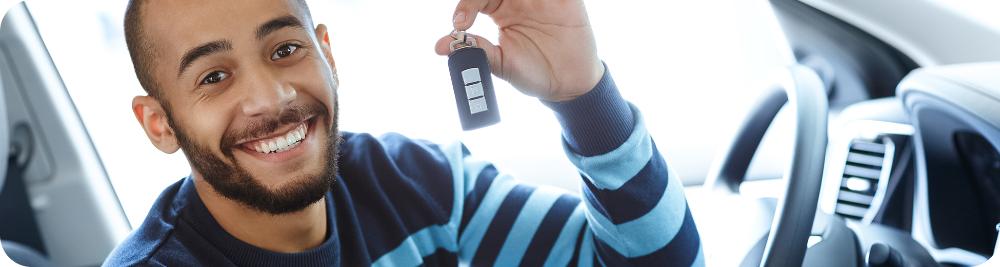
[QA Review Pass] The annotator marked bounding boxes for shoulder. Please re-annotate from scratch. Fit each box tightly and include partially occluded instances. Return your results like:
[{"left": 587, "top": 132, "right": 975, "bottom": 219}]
[
  {"left": 333, "top": 132, "right": 464, "bottom": 255},
  {"left": 340, "top": 132, "right": 450, "bottom": 162},
  {"left": 338, "top": 131, "right": 456, "bottom": 186},
  {"left": 103, "top": 178, "right": 211, "bottom": 267},
  {"left": 338, "top": 132, "right": 458, "bottom": 178}
]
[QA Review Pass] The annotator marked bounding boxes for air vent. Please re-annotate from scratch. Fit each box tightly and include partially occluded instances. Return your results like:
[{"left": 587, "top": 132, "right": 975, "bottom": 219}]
[{"left": 834, "top": 139, "right": 888, "bottom": 220}]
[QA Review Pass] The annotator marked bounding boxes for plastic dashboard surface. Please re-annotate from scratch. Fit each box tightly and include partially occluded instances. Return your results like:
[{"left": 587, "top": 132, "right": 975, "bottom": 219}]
[
  {"left": 898, "top": 63, "right": 1000, "bottom": 265},
  {"left": 820, "top": 63, "right": 1000, "bottom": 266}
]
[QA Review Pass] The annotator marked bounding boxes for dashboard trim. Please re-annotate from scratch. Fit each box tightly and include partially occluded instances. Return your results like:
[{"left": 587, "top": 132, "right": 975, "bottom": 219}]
[
  {"left": 908, "top": 96, "right": 992, "bottom": 265},
  {"left": 861, "top": 135, "right": 897, "bottom": 224},
  {"left": 898, "top": 63, "right": 1000, "bottom": 265}
]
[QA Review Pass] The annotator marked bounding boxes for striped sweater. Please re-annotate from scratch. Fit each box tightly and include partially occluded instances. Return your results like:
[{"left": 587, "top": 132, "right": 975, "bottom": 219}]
[{"left": 104, "top": 67, "right": 703, "bottom": 266}]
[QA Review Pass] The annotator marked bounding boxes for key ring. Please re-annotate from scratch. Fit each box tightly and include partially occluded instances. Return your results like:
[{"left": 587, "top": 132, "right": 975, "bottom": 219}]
[{"left": 449, "top": 30, "right": 478, "bottom": 52}]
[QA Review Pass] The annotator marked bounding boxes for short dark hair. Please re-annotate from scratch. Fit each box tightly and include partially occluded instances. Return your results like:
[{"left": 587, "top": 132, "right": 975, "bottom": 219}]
[
  {"left": 123, "top": 0, "right": 314, "bottom": 100},
  {"left": 123, "top": 0, "right": 158, "bottom": 98}
]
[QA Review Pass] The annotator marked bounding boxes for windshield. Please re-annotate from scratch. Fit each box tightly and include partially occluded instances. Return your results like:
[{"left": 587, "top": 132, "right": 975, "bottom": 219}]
[{"left": 25, "top": 0, "right": 791, "bottom": 227}]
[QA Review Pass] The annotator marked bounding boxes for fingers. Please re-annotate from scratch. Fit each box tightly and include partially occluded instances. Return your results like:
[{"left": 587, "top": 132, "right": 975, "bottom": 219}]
[
  {"left": 433, "top": 33, "right": 504, "bottom": 78},
  {"left": 433, "top": 35, "right": 454, "bottom": 56},
  {"left": 452, "top": 0, "right": 501, "bottom": 30}
]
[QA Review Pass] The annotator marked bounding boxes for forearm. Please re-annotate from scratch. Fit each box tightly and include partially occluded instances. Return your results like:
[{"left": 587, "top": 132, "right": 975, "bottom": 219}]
[{"left": 545, "top": 65, "right": 703, "bottom": 265}]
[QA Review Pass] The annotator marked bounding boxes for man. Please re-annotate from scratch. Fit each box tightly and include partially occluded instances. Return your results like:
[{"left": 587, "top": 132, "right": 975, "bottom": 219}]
[{"left": 104, "top": 0, "right": 702, "bottom": 266}]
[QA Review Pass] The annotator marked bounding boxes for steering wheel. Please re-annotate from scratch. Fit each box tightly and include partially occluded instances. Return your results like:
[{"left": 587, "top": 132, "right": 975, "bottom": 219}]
[{"left": 704, "top": 65, "right": 829, "bottom": 266}]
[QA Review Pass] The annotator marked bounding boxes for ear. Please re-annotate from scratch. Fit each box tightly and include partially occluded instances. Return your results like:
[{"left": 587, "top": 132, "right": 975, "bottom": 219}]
[
  {"left": 133, "top": 96, "right": 180, "bottom": 153},
  {"left": 314, "top": 24, "right": 337, "bottom": 72}
]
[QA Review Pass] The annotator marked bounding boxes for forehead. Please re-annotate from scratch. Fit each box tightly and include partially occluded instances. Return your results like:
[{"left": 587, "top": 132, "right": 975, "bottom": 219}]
[{"left": 141, "top": 0, "right": 307, "bottom": 62}]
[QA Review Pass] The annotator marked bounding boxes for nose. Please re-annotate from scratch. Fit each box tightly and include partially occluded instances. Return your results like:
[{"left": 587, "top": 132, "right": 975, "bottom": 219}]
[{"left": 239, "top": 67, "right": 297, "bottom": 118}]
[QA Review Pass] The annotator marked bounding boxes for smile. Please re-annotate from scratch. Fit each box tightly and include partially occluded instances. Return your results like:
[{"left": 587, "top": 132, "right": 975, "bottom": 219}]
[{"left": 240, "top": 121, "right": 309, "bottom": 154}]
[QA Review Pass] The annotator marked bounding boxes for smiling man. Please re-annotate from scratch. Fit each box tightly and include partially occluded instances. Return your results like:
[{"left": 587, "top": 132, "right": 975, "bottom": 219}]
[{"left": 104, "top": 0, "right": 702, "bottom": 266}]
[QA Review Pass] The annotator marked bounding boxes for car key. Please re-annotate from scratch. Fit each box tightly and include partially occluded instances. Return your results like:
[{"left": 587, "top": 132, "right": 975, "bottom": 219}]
[{"left": 448, "top": 31, "right": 500, "bottom": 131}]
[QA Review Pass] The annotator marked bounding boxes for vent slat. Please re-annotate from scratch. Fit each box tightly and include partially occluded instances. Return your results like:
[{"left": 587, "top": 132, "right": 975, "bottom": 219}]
[
  {"left": 851, "top": 141, "right": 886, "bottom": 154},
  {"left": 847, "top": 152, "right": 884, "bottom": 167},
  {"left": 835, "top": 203, "right": 869, "bottom": 218},
  {"left": 843, "top": 165, "right": 882, "bottom": 179},
  {"left": 835, "top": 139, "right": 892, "bottom": 221},
  {"left": 837, "top": 190, "right": 875, "bottom": 205}
]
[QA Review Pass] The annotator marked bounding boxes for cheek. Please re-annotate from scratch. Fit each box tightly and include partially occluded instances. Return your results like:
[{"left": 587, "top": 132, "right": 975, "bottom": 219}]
[
  {"left": 286, "top": 59, "right": 338, "bottom": 112},
  {"left": 181, "top": 105, "right": 235, "bottom": 152}
]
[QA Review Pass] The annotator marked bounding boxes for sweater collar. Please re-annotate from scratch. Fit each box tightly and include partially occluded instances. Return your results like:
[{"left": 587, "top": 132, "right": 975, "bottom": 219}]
[{"left": 177, "top": 176, "right": 341, "bottom": 267}]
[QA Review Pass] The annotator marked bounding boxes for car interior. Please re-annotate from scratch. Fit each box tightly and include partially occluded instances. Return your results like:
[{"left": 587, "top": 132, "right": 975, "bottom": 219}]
[
  {"left": 0, "top": 2, "right": 131, "bottom": 267},
  {"left": 2, "top": 0, "right": 1000, "bottom": 266}
]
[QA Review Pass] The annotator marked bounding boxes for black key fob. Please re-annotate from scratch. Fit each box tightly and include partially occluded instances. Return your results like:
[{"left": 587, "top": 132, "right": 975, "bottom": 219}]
[{"left": 448, "top": 32, "right": 500, "bottom": 131}]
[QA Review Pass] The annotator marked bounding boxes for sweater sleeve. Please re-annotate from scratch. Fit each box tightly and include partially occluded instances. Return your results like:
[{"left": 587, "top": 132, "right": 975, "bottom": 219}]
[{"left": 450, "top": 65, "right": 703, "bottom": 266}]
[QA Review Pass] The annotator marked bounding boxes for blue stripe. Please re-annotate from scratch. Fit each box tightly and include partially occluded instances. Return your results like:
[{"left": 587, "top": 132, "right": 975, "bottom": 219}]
[
  {"left": 592, "top": 206, "right": 701, "bottom": 266},
  {"left": 562, "top": 105, "right": 652, "bottom": 190},
  {"left": 494, "top": 188, "right": 567, "bottom": 266},
  {"left": 457, "top": 173, "right": 520, "bottom": 261},
  {"left": 459, "top": 165, "right": 499, "bottom": 235},
  {"left": 544, "top": 204, "right": 587, "bottom": 267},
  {"left": 337, "top": 134, "right": 457, "bottom": 259},
  {"left": 583, "top": 165, "right": 688, "bottom": 257},
  {"left": 371, "top": 224, "right": 459, "bottom": 266},
  {"left": 580, "top": 181, "right": 610, "bottom": 221},
  {"left": 444, "top": 142, "right": 469, "bottom": 233},
  {"left": 576, "top": 230, "right": 595, "bottom": 267},
  {"left": 521, "top": 195, "right": 582, "bottom": 266},
  {"left": 460, "top": 152, "right": 493, "bottom": 195},
  {"left": 471, "top": 185, "right": 536, "bottom": 266},
  {"left": 581, "top": 143, "right": 668, "bottom": 224},
  {"left": 692, "top": 246, "right": 705, "bottom": 267},
  {"left": 567, "top": 221, "right": 587, "bottom": 267},
  {"left": 371, "top": 142, "right": 526, "bottom": 266}
]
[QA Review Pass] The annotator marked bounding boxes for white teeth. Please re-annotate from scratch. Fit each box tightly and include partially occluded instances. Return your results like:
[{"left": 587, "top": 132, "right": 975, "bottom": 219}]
[
  {"left": 249, "top": 122, "right": 309, "bottom": 154},
  {"left": 277, "top": 138, "right": 288, "bottom": 150}
]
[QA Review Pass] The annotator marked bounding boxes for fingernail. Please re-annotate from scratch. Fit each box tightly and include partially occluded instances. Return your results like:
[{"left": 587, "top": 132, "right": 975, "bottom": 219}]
[{"left": 453, "top": 12, "right": 466, "bottom": 25}]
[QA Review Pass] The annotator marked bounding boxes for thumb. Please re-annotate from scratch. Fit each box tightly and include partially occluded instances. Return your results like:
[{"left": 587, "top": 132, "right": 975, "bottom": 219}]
[{"left": 452, "top": 0, "right": 500, "bottom": 30}]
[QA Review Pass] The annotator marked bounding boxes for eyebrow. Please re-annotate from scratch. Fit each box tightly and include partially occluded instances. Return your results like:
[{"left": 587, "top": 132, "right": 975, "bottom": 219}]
[
  {"left": 256, "top": 15, "right": 304, "bottom": 41},
  {"left": 176, "top": 15, "right": 305, "bottom": 78},
  {"left": 177, "top": 40, "right": 232, "bottom": 78}
]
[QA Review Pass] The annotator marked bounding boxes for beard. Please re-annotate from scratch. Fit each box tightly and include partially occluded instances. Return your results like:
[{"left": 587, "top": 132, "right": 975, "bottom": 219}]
[{"left": 167, "top": 99, "right": 340, "bottom": 215}]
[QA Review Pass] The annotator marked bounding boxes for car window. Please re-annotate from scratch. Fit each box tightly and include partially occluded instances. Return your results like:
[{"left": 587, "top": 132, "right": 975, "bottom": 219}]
[{"left": 25, "top": 0, "right": 791, "bottom": 228}]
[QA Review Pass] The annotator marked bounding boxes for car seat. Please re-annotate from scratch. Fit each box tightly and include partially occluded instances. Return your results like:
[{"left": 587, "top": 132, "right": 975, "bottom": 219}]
[{"left": 0, "top": 41, "right": 52, "bottom": 267}]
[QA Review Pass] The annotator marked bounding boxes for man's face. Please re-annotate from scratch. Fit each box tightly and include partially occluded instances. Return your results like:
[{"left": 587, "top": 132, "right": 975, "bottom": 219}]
[{"left": 141, "top": 0, "right": 340, "bottom": 214}]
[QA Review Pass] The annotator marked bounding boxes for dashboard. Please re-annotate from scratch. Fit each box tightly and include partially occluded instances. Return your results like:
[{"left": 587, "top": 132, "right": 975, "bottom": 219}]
[{"left": 819, "top": 63, "right": 1000, "bottom": 266}]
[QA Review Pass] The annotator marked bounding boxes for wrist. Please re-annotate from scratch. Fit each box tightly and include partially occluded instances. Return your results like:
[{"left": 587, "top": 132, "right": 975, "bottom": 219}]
[
  {"left": 542, "top": 61, "right": 606, "bottom": 102},
  {"left": 542, "top": 63, "right": 634, "bottom": 156}
]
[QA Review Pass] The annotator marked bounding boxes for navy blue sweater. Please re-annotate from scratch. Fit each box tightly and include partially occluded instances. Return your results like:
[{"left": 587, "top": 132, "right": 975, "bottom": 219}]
[{"left": 103, "top": 67, "right": 703, "bottom": 266}]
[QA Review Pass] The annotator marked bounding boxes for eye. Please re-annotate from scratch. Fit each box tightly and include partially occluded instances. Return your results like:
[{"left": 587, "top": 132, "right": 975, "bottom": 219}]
[
  {"left": 200, "top": 71, "right": 229, "bottom": 85},
  {"left": 271, "top": 43, "right": 301, "bottom": 60}
]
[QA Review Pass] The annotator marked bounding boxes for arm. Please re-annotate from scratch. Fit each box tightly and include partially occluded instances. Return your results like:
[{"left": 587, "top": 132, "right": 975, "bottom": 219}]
[
  {"left": 546, "top": 66, "right": 703, "bottom": 266},
  {"left": 432, "top": 0, "right": 701, "bottom": 264},
  {"left": 454, "top": 66, "right": 703, "bottom": 266}
]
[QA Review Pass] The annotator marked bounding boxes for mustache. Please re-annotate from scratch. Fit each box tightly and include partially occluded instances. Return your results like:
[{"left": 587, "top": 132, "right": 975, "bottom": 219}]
[{"left": 220, "top": 102, "right": 327, "bottom": 151}]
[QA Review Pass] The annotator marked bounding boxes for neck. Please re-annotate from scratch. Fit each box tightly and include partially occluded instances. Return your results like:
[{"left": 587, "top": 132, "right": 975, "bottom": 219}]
[{"left": 192, "top": 172, "right": 328, "bottom": 253}]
